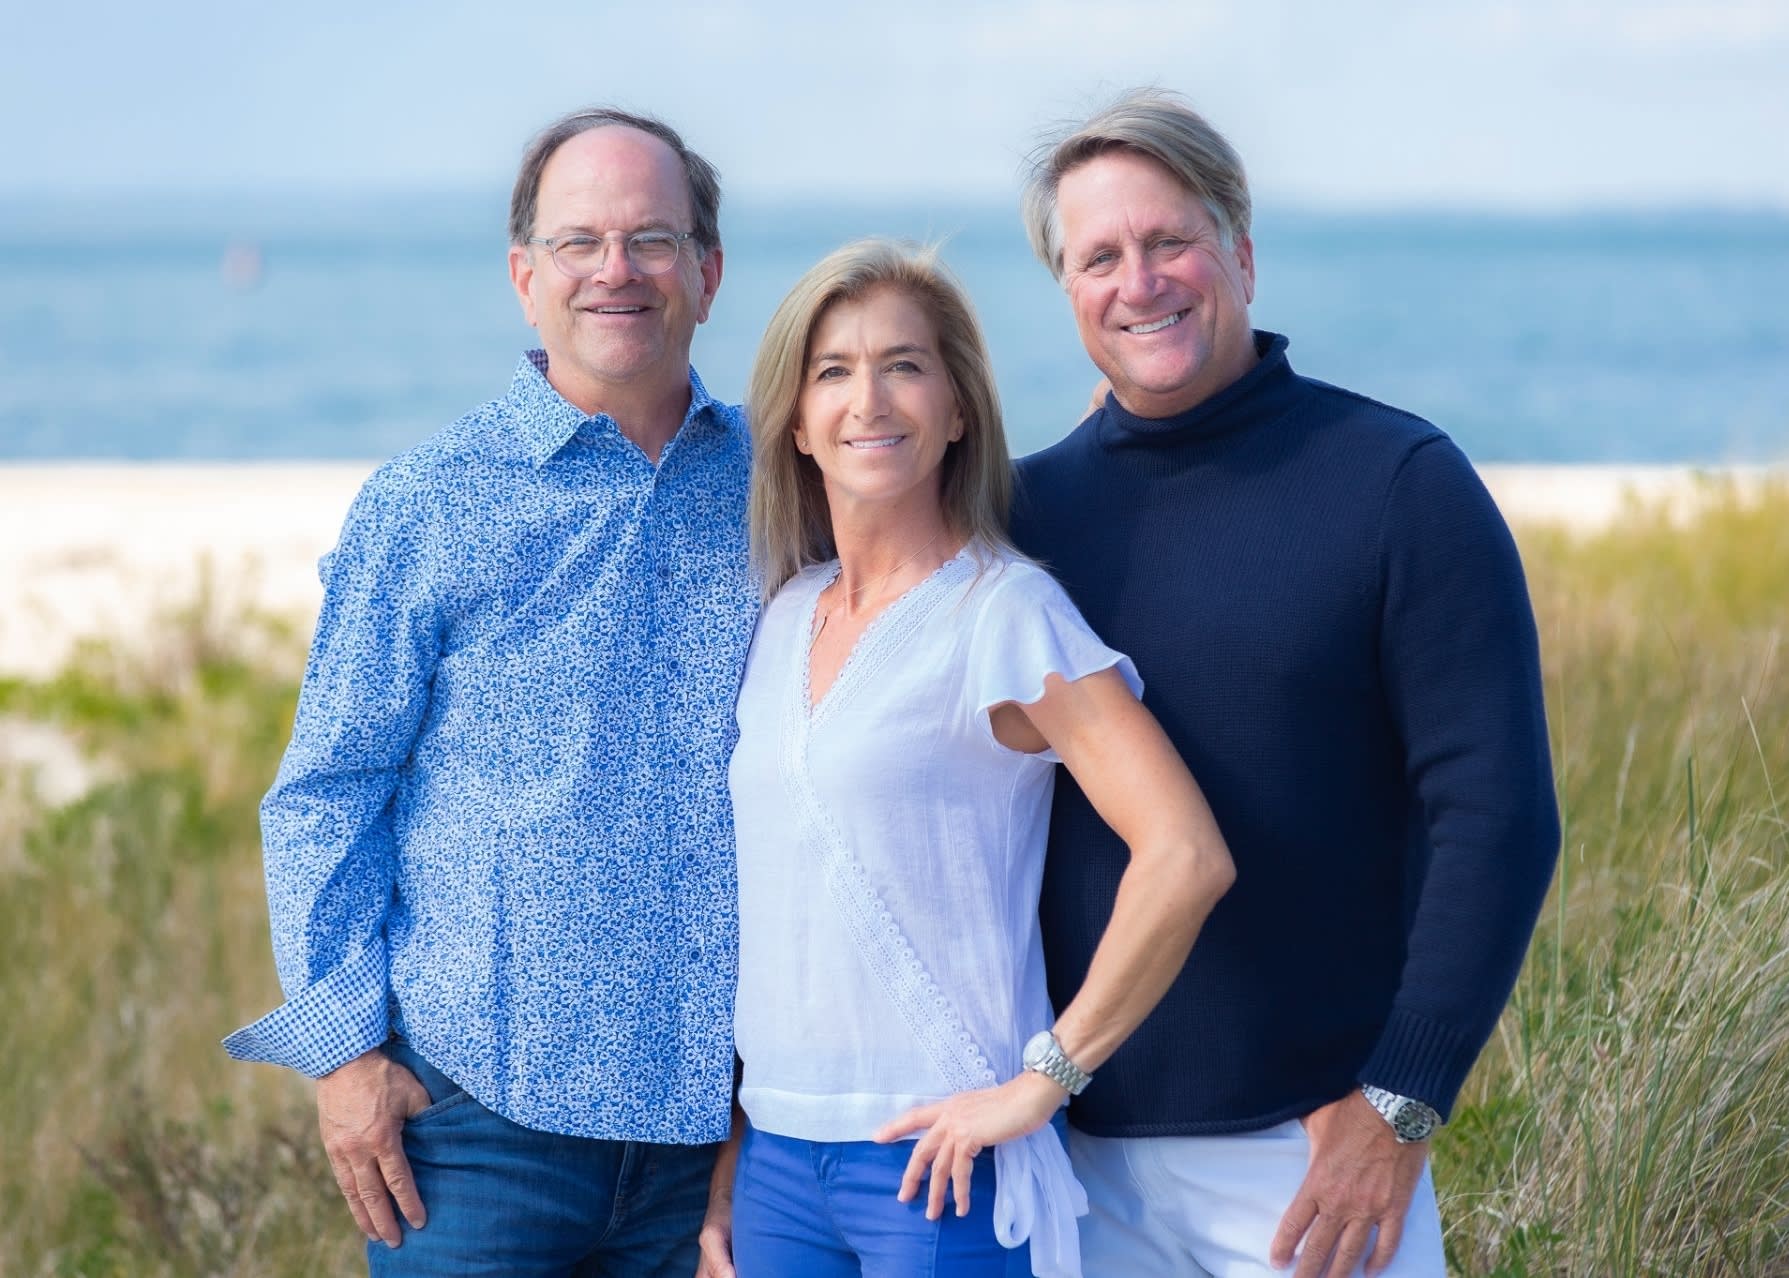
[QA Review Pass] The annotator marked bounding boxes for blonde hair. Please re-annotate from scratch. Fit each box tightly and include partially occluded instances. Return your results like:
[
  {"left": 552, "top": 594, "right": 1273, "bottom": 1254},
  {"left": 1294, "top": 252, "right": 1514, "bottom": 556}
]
[
  {"left": 1022, "top": 87, "right": 1251, "bottom": 280},
  {"left": 746, "top": 239, "right": 1015, "bottom": 598}
]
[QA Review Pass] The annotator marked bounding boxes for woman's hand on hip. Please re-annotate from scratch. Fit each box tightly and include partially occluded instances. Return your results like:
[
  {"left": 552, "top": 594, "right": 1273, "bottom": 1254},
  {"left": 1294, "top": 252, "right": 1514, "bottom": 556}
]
[{"left": 871, "top": 1071, "right": 1063, "bottom": 1220}]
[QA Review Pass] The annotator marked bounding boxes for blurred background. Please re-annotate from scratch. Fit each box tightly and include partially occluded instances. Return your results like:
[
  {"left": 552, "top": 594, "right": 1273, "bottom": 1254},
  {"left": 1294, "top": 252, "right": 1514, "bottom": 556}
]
[
  {"left": 3, "top": 0, "right": 1787, "bottom": 463},
  {"left": 3, "top": 4, "right": 1788, "bottom": 1274}
]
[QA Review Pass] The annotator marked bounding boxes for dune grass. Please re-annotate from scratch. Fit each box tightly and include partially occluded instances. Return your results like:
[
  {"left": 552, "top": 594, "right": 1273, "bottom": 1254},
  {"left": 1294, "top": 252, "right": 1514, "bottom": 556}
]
[
  {"left": 2, "top": 483, "right": 1786, "bottom": 1275},
  {"left": 0, "top": 603, "right": 354, "bottom": 1275},
  {"left": 1435, "top": 482, "right": 1789, "bottom": 1275}
]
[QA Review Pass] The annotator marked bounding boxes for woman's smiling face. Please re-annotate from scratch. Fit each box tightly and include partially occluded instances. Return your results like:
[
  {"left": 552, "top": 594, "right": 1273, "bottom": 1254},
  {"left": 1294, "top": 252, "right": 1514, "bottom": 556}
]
[{"left": 794, "top": 285, "right": 964, "bottom": 514}]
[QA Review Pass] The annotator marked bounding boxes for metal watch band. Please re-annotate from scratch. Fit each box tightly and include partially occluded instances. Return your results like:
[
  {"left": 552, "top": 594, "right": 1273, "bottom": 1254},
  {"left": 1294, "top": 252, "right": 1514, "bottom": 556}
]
[
  {"left": 1361, "top": 1084, "right": 1442, "bottom": 1143},
  {"left": 1023, "top": 1030, "right": 1092, "bottom": 1096}
]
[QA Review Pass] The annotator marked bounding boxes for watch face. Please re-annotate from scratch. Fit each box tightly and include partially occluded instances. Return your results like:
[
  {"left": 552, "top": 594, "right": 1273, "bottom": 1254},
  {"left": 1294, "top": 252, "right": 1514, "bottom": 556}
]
[
  {"left": 1022, "top": 1032, "right": 1054, "bottom": 1069},
  {"left": 1391, "top": 1100, "right": 1437, "bottom": 1141}
]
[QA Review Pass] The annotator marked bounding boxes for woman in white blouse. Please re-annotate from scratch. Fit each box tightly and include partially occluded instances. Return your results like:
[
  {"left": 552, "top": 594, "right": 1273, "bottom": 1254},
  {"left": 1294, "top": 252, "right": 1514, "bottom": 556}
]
[{"left": 699, "top": 240, "right": 1234, "bottom": 1278}]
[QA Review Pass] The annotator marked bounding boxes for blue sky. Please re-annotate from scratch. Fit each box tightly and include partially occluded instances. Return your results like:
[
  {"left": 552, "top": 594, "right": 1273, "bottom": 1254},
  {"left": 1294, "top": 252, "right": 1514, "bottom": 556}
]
[{"left": 5, "top": 0, "right": 1785, "bottom": 209}]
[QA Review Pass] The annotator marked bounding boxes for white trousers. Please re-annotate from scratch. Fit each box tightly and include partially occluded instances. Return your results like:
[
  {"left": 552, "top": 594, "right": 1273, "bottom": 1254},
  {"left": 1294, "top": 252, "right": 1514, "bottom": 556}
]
[{"left": 1069, "top": 1121, "right": 1446, "bottom": 1277}]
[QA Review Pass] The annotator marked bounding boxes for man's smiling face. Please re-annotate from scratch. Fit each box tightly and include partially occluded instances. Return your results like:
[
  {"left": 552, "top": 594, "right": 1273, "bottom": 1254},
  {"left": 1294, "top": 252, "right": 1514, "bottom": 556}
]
[
  {"left": 508, "top": 125, "right": 720, "bottom": 414},
  {"left": 1057, "top": 148, "right": 1256, "bottom": 419}
]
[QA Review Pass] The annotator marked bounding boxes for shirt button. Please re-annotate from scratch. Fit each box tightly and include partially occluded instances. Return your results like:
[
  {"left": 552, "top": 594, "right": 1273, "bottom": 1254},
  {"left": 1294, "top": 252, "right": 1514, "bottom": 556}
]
[
  {"left": 657, "top": 562, "right": 672, "bottom": 581},
  {"left": 666, "top": 659, "right": 683, "bottom": 675}
]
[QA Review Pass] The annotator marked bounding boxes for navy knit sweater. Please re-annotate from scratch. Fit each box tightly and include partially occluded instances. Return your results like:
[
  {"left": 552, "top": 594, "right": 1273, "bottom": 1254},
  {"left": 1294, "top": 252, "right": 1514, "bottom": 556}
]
[{"left": 1012, "top": 332, "right": 1559, "bottom": 1137}]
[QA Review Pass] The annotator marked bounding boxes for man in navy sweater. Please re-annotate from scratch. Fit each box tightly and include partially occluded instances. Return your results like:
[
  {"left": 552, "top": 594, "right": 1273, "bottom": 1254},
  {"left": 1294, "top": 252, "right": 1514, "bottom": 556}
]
[{"left": 1011, "top": 90, "right": 1559, "bottom": 1277}]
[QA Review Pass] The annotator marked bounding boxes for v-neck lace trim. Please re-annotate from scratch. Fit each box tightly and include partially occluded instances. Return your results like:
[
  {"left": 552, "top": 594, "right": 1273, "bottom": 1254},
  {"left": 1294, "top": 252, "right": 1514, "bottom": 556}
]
[
  {"left": 778, "top": 551, "right": 998, "bottom": 1100},
  {"left": 799, "top": 546, "right": 976, "bottom": 724}
]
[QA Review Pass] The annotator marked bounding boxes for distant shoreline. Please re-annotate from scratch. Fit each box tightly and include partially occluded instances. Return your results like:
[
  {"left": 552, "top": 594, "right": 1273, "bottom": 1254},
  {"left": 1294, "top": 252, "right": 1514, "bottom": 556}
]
[{"left": 2, "top": 462, "right": 1783, "bottom": 680}]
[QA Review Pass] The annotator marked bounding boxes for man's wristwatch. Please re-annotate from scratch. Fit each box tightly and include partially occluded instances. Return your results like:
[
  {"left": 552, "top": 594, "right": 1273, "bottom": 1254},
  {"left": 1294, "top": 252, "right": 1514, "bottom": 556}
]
[
  {"left": 1022, "top": 1031, "right": 1092, "bottom": 1095},
  {"left": 1360, "top": 1085, "right": 1442, "bottom": 1143}
]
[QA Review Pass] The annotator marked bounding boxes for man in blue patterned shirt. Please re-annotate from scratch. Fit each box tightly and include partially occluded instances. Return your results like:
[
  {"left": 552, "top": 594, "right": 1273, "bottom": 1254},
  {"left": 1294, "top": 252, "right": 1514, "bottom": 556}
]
[{"left": 223, "top": 108, "right": 758, "bottom": 1275}]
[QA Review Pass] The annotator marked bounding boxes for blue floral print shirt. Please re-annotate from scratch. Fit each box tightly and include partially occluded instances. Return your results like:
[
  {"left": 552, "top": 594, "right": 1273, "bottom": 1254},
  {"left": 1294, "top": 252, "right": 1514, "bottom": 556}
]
[{"left": 223, "top": 352, "right": 757, "bottom": 1143}]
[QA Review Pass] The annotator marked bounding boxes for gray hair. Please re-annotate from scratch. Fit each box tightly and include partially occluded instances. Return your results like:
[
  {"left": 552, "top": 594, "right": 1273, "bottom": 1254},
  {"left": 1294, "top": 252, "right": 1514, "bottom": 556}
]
[
  {"left": 745, "top": 239, "right": 1016, "bottom": 599},
  {"left": 1021, "top": 88, "right": 1250, "bottom": 280},
  {"left": 508, "top": 106, "right": 722, "bottom": 251}
]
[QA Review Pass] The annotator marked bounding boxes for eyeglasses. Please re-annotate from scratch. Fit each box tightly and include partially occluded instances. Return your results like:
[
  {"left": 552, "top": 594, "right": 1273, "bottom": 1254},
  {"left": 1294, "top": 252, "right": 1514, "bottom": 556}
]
[{"left": 526, "top": 230, "right": 696, "bottom": 279}]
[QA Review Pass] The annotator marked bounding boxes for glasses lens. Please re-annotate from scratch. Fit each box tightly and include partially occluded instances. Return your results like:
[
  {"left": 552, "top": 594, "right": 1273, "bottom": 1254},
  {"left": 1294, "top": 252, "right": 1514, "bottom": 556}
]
[
  {"left": 553, "top": 236, "right": 606, "bottom": 276},
  {"left": 543, "top": 232, "right": 686, "bottom": 278},
  {"left": 628, "top": 233, "right": 682, "bottom": 274}
]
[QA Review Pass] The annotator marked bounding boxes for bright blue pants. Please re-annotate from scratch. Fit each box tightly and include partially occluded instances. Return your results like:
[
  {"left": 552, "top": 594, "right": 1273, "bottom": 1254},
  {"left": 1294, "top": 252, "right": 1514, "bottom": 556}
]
[
  {"left": 366, "top": 1036, "right": 718, "bottom": 1277},
  {"left": 730, "top": 1121, "right": 1032, "bottom": 1277}
]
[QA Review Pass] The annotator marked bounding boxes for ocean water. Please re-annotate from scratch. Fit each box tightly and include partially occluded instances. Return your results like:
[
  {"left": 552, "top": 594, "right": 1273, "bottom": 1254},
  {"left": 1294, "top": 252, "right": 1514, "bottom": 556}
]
[{"left": 1, "top": 194, "right": 1785, "bottom": 463}]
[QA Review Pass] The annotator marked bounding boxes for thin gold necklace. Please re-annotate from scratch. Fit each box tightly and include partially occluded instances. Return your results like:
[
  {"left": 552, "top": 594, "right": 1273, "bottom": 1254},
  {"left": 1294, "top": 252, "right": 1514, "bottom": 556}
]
[{"left": 812, "top": 529, "right": 945, "bottom": 646}]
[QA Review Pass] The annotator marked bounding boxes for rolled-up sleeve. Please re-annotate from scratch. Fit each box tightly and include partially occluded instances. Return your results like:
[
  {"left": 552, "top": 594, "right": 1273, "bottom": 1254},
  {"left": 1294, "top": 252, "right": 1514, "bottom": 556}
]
[{"left": 223, "top": 469, "right": 441, "bottom": 1077}]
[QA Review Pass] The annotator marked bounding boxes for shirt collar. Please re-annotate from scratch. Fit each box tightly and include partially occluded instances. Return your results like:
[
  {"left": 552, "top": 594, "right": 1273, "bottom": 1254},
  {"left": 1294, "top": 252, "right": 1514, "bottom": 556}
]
[
  {"left": 506, "top": 350, "right": 721, "bottom": 467},
  {"left": 1099, "top": 330, "right": 1296, "bottom": 448}
]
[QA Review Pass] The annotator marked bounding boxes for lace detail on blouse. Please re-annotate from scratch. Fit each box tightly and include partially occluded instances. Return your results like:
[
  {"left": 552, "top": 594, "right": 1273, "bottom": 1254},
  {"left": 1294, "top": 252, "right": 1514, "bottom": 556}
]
[{"left": 783, "top": 552, "right": 998, "bottom": 1093}]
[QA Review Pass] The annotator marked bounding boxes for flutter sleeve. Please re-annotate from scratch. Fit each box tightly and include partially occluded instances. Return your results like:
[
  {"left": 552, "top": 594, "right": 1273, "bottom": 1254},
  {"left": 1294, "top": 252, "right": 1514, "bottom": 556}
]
[{"left": 964, "top": 560, "right": 1142, "bottom": 761}]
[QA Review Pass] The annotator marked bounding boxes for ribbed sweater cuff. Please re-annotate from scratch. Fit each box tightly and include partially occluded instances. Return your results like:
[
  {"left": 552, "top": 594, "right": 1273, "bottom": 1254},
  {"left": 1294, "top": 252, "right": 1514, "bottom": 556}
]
[{"left": 1358, "top": 1007, "right": 1479, "bottom": 1121}]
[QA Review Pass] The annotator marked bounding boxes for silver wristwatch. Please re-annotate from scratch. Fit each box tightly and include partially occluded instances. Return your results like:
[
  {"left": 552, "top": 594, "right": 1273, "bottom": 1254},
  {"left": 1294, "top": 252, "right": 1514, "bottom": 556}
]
[
  {"left": 1361, "top": 1085, "right": 1442, "bottom": 1143},
  {"left": 1022, "top": 1030, "right": 1092, "bottom": 1095}
]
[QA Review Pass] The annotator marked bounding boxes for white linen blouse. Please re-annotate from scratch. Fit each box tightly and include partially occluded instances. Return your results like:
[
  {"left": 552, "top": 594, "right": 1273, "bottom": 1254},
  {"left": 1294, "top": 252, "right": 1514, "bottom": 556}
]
[{"left": 729, "top": 543, "right": 1141, "bottom": 1278}]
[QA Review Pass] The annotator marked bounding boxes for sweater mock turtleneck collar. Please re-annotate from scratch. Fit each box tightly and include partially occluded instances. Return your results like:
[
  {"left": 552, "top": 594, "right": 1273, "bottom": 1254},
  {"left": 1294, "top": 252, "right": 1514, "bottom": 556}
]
[{"left": 1099, "top": 331, "right": 1297, "bottom": 449}]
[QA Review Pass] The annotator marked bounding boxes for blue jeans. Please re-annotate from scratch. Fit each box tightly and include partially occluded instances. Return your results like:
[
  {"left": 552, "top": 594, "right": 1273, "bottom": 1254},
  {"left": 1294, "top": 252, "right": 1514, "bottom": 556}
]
[
  {"left": 730, "top": 1121, "right": 1032, "bottom": 1277},
  {"left": 366, "top": 1036, "right": 718, "bottom": 1277}
]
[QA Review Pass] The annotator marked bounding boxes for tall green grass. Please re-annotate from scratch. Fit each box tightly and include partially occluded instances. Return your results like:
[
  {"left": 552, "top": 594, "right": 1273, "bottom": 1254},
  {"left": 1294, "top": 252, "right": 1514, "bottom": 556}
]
[
  {"left": 0, "top": 603, "right": 356, "bottom": 1275},
  {"left": 2, "top": 485, "right": 1786, "bottom": 1275},
  {"left": 1437, "top": 480, "right": 1789, "bottom": 1275}
]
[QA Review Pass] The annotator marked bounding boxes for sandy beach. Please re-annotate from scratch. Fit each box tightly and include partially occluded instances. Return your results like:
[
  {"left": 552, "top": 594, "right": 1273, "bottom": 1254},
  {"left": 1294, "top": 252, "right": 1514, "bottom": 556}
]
[{"left": 2, "top": 461, "right": 1782, "bottom": 682}]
